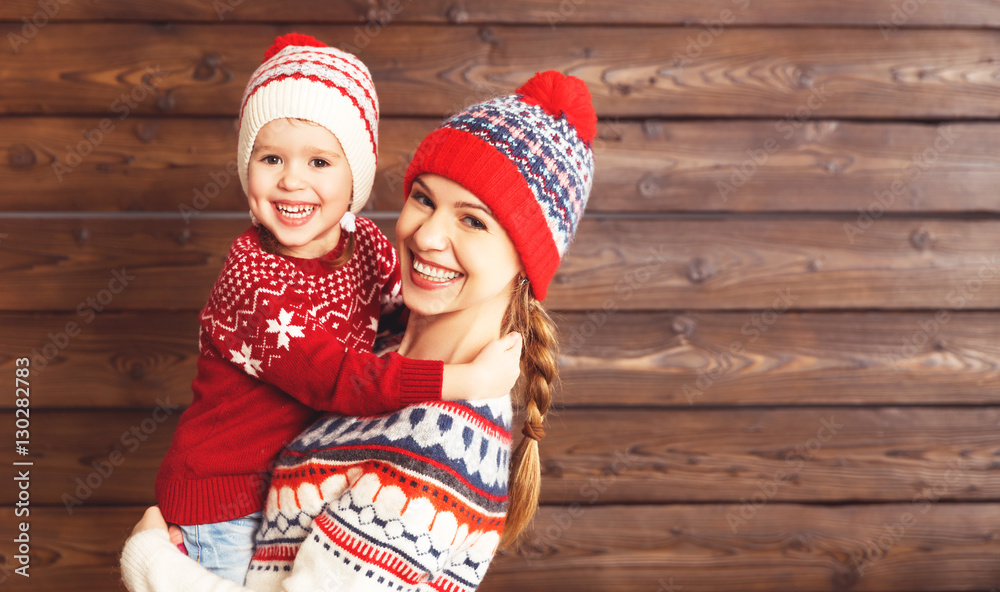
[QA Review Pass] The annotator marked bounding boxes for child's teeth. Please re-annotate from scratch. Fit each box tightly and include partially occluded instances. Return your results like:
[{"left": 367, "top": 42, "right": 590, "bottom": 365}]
[
  {"left": 276, "top": 204, "right": 315, "bottom": 218},
  {"left": 413, "top": 259, "right": 460, "bottom": 281}
]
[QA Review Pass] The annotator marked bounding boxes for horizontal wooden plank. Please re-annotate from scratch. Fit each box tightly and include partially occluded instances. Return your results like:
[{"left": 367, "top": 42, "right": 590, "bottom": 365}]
[
  {"left": 3, "top": 25, "right": 1000, "bottom": 118},
  {"left": 2, "top": 217, "right": 999, "bottom": 312},
  {"left": 4, "top": 311, "right": 999, "bottom": 408},
  {"left": 3, "top": 0, "right": 1000, "bottom": 26},
  {"left": 4, "top": 504, "right": 999, "bottom": 591},
  {"left": 4, "top": 118, "right": 998, "bottom": 214},
  {"left": 3, "top": 407, "right": 998, "bottom": 506}
]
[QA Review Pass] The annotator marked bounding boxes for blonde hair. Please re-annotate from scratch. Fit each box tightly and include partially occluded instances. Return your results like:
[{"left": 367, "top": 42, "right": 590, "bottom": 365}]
[{"left": 499, "top": 278, "right": 559, "bottom": 548}]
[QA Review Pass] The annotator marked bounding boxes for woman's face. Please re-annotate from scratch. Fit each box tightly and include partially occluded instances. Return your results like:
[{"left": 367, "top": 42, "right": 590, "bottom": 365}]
[{"left": 396, "top": 173, "right": 523, "bottom": 318}]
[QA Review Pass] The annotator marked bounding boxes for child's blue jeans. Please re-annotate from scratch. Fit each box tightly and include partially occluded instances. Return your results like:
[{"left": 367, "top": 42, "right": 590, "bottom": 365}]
[{"left": 178, "top": 511, "right": 262, "bottom": 584}]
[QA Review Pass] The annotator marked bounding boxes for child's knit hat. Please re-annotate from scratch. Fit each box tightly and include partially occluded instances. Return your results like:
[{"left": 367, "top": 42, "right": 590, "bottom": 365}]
[
  {"left": 404, "top": 71, "right": 596, "bottom": 300},
  {"left": 237, "top": 33, "right": 379, "bottom": 214}
]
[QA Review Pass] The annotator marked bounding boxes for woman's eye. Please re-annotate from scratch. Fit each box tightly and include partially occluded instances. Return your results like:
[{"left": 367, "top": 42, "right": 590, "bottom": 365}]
[
  {"left": 411, "top": 192, "right": 434, "bottom": 208},
  {"left": 463, "top": 216, "right": 487, "bottom": 230},
  {"left": 310, "top": 158, "right": 329, "bottom": 168}
]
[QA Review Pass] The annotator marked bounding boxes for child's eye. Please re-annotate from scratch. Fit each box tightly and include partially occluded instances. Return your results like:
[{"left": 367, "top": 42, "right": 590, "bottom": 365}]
[
  {"left": 261, "top": 155, "right": 281, "bottom": 165},
  {"left": 310, "top": 158, "right": 329, "bottom": 168}
]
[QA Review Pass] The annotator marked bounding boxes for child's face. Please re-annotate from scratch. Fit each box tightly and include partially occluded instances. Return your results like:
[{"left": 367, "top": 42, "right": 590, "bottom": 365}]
[
  {"left": 247, "top": 118, "right": 353, "bottom": 259},
  {"left": 396, "top": 173, "right": 523, "bottom": 318}
]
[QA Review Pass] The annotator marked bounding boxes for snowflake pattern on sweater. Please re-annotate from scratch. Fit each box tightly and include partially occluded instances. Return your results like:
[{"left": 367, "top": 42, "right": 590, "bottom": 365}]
[
  {"left": 246, "top": 397, "right": 512, "bottom": 592},
  {"left": 156, "top": 219, "right": 443, "bottom": 526}
]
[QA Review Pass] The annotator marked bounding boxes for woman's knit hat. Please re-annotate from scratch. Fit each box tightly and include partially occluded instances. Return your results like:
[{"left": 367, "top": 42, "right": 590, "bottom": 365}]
[
  {"left": 404, "top": 71, "right": 597, "bottom": 300},
  {"left": 237, "top": 33, "right": 379, "bottom": 214}
]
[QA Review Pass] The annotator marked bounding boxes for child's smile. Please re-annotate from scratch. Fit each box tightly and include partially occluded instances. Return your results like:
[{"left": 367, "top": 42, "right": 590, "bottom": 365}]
[{"left": 247, "top": 118, "right": 353, "bottom": 258}]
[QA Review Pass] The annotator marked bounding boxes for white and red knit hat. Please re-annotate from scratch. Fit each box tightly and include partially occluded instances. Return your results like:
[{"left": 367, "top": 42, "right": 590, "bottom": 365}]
[
  {"left": 404, "top": 71, "right": 597, "bottom": 300},
  {"left": 237, "top": 33, "right": 380, "bottom": 214}
]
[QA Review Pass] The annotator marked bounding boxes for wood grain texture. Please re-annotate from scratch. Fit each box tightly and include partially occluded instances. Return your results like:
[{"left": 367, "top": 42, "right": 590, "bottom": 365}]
[
  {"left": 2, "top": 217, "right": 999, "bottom": 312},
  {"left": 3, "top": 25, "right": 1000, "bottom": 118},
  {"left": 3, "top": 311, "right": 998, "bottom": 408},
  {"left": 3, "top": 504, "right": 999, "bottom": 591},
  {"left": 3, "top": 0, "right": 999, "bottom": 26},
  {"left": 3, "top": 407, "right": 998, "bottom": 506},
  {"left": 4, "top": 118, "right": 998, "bottom": 214}
]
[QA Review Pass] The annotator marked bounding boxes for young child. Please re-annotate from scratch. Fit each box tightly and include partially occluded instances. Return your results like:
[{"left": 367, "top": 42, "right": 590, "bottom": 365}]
[{"left": 154, "top": 34, "right": 521, "bottom": 585}]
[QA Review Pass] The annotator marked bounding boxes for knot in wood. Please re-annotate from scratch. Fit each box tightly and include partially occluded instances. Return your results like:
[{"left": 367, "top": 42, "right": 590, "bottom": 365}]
[
  {"left": 134, "top": 121, "right": 158, "bottom": 144},
  {"left": 446, "top": 3, "right": 468, "bottom": 24},
  {"left": 671, "top": 314, "right": 696, "bottom": 337},
  {"left": 637, "top": 174, "right": 660, "bottom": 198},
  {"left": 194, "top": 53, "right": 222, "bottom": 81},
  {"left": 909, "top": 228, "right": 932, "bottom": 250},
  {"left": 685, "top": 256, "right": 716, "bottom": 283},
  {"left": 9, "top": 144, "right": 36, "bottom": 169}
]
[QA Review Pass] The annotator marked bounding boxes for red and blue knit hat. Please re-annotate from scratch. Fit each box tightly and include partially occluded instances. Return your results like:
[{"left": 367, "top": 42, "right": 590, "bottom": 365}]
[
  {"left": 238, "top": 33, "right": 380, "bottom": 214},
  {"left": 404, "top": 71, "right": 597, "bottom": 300}
]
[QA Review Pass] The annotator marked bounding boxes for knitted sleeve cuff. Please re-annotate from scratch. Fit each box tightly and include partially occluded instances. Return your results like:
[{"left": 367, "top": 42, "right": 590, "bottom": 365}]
[
  {"left": 397, "top": 355, "right": 444, "bottom": 404},
  {"left": 120, "top": 529, "right": 252, "bottom": 592},
  {"left": 120, "top": 529, "right": 173, "bottom": 592}
]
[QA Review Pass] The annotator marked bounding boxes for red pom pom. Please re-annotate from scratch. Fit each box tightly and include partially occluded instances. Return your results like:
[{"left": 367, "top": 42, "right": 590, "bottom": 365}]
[
  {"left": 516, "top": 71, "right": 597, "bottom": 144},
  {"left": 264, "top": 33, "right": 327, "bottom": 61}
]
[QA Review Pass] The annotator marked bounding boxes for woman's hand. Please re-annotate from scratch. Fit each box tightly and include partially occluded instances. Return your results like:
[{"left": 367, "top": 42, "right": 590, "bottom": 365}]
[
  {"left": 130, "top": 506, "right": 186, "bottom": 552},
  {"left": 442, "top": 332, "right": 523, "bottom": 401},
  {"left": 132, "top": 506, "right": 169, "bottom": 537}
]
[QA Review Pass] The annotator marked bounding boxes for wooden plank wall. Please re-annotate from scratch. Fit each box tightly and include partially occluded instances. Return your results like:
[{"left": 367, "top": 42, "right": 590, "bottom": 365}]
[{"left": 1, "top": 1, "right": 999, "bottom": 590}]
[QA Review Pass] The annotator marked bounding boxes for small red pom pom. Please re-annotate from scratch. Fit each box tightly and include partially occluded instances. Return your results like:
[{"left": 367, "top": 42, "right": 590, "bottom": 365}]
[
  {"left": 516, "top": 71, "right": 597, "bottom": 144},
  {"left": 264, "top": 33, "right": 327, "bottom": 61}
]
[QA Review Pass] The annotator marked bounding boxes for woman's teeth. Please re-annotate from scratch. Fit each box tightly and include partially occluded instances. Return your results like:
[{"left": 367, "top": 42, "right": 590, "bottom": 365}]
[
  {"left": 276, "top": 204, "right": 316, "bottom": 218},
  {"left": 413, "top": 258, "right": 461, "bottom": 282}
]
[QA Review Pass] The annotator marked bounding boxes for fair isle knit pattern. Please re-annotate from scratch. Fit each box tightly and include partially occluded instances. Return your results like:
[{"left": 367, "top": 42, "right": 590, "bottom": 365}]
[
  {"left": 237, "top": 34, "right": 380, "bottom": 213},
  {"left": 445, "top": 96, "right": 593, "bottom": 258},
  {"left": 247, "top": 397, "right": 512, "bottom": 591},
  {"left": 156, "top": 217, "right": 446, "bottom": 526},
  {"left": 404, "top": 71, "right": 596, "bottom": 300}
]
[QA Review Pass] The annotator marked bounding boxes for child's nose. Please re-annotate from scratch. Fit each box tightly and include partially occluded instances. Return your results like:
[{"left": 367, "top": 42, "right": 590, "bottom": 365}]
[{"left": 278, "top": 163, "right": 307, "bottom": 190}]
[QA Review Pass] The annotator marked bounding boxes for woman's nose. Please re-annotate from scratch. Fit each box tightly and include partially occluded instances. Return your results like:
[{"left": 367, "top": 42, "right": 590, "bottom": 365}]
[{"left": 412, "top": 211, "right": 449, "bottom": 251}]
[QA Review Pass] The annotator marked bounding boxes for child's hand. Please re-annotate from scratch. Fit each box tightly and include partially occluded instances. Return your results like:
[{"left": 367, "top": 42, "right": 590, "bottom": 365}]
[{"left": 441, "top": 332, "right": 523, "bottom": 401}]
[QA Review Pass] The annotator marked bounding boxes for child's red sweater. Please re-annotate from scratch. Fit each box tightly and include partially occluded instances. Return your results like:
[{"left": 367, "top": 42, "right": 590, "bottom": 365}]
[{"left": 155, "top": 219, "right": 443, "bottom": 525}]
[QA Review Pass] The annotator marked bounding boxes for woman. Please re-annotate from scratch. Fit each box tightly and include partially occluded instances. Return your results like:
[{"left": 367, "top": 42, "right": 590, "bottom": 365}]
[{"left": 121, "top": 69, "right": 597, "bottom": 591}]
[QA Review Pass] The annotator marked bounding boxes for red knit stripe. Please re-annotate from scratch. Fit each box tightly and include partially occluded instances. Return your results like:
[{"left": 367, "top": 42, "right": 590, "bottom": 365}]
[
  {"left": 241, "top": 72, "right": 377, "bottom": 158},
  {"left": 423, "top": 401, "right": 513, "bottom": 444},
  {"left": 314, "top": 513, "right": 426, "bottom": 584},
  {"left": 404, "top": 127, "right": 561, "bottom": 300},
  {"left": 253, "top": 52, "right": 377, "bottom": 115}
]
